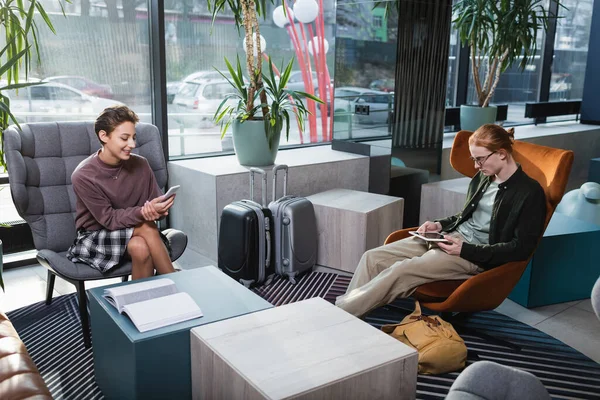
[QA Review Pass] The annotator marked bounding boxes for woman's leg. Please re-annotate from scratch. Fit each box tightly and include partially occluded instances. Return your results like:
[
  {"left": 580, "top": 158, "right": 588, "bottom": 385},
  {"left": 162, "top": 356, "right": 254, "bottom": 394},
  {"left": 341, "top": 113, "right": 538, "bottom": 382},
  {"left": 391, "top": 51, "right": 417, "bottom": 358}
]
[
  {"left": 336, "top": 247, "right": 480, "bottom": 317},
  {"left": 127, "top": 236, "right": 154, "bottom": 279},
  {"left": 132, "top": 221, "right": 175, "bottom": 275},
  {"left": 346, "top": 236, "right": 429, "bottom": 292}
]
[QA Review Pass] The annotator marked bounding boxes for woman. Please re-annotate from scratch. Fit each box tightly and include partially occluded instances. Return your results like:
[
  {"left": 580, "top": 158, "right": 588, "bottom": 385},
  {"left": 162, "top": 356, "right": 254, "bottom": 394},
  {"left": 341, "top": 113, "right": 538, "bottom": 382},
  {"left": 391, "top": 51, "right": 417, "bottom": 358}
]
[
  {"left": 336, "top": 124, "right": 547, "bottom": 317},
  {"left": 67, "top": 105, "right": 176, "bottom": 279}
]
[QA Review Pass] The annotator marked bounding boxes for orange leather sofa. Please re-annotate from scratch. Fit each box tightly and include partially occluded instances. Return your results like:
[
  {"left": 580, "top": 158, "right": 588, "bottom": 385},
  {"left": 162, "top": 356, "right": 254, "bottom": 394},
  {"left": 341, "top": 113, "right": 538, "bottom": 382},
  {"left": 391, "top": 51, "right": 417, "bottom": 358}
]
[{"left": 0, "top": 311, "right": 52, "bottom": 399}]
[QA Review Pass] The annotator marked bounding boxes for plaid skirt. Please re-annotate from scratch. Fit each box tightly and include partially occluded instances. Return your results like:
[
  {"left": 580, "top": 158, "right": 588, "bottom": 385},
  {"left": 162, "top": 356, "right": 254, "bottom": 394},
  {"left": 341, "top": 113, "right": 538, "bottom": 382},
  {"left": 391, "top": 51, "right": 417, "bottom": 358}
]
[{"left": 67, "top": 228, "right": 172, "bottom": 273}]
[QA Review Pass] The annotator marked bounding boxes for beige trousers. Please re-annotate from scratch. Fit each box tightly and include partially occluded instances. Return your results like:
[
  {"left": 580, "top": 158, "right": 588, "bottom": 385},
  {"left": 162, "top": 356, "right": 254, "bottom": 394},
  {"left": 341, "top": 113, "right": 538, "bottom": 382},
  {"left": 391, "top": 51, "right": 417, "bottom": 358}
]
[{"left": 335, "top": 234, "right": 482, "bottom": 317}]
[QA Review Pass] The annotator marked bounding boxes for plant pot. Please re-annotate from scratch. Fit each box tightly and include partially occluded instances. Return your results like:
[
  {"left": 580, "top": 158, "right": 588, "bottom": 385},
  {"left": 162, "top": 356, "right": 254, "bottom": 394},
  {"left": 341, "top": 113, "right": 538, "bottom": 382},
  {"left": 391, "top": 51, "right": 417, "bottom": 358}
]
[
  {"left": 232, "top": 119, "right": 282, "bottom": 166},
  {"left": 460, "top": 105, "right": 498, "bottom": 132}
]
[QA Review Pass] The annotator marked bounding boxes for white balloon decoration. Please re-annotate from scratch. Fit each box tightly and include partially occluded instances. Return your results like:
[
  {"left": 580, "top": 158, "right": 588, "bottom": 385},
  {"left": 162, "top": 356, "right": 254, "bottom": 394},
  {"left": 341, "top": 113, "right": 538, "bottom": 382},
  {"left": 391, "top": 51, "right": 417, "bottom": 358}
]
[
  {"left": 293, "top": 0, "right": 318, "bottom": 24},
  {"left": 307, "top": 37, "right": 329, "bottom": 55},
  {"left": 272, "top": 5, "right": 294, "bottom": 28},
  {"left": 242, "top": 35, "right": 267, "bottom": 57}
]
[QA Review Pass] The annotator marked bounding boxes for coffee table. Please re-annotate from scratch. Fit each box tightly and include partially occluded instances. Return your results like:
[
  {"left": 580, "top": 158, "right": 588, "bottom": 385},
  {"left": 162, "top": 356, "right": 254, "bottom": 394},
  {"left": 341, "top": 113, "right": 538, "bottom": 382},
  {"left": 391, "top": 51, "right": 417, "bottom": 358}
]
[
  {"left": 191, "top": 297, "right": 418, "bottom": 399},
  {"left": 89, "top": 266, "right": 272, "bottom": 399}
]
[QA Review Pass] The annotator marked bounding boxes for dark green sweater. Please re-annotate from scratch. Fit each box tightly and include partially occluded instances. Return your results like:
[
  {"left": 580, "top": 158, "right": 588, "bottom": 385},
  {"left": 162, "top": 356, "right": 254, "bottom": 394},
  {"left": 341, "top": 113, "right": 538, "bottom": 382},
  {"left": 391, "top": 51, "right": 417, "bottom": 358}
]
[{"left": 436, "top": 166, "right": 546, "bottom": 270}]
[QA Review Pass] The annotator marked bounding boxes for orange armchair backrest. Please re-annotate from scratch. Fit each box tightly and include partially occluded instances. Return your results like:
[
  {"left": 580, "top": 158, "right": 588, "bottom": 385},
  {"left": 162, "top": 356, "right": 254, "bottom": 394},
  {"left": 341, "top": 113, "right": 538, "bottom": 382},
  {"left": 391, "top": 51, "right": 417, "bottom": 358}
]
[{"left": 449, "top": 130, "right": 574, "bottom": 228}]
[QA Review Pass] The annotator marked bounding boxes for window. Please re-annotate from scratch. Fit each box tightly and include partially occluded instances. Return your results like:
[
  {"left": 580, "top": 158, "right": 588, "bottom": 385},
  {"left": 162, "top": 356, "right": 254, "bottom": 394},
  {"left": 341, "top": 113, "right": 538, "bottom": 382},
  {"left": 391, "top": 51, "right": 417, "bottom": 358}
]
[
  {"left": 165, "top": 1, "right": 336, "bottom": 157},
  {"left": 52, "top": 87, "right": 82, "bottom": 101},
  {"left": 550, "top": 0, "right": 593, "bottom": 102},
  {"left": 373, "top": 16, "right": 383, "bottom": 28},
  {"left": 30, "top": 86, "right": 51, "bottom": 100},
  {"left": 333, "top": 1, "right": 397, "bottom": 140}
]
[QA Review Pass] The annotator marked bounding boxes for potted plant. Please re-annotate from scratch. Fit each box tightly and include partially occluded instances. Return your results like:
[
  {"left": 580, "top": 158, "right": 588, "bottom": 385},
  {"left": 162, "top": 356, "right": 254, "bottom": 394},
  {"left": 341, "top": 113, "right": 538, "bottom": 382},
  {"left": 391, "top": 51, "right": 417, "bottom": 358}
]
[
  {"left": 208, "top": 0, "right": 323, "bottom": 166},
  {"left": 453, "top": 0, "right": 560, "bottom": 131}
]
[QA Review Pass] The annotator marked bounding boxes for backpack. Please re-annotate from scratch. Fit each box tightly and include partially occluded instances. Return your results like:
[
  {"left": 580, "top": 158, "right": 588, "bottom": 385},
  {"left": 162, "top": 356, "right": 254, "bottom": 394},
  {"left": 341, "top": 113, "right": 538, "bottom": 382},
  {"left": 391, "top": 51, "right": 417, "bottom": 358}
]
[{"left": 381, "top": 301, "right": 467, "bottom": 375}]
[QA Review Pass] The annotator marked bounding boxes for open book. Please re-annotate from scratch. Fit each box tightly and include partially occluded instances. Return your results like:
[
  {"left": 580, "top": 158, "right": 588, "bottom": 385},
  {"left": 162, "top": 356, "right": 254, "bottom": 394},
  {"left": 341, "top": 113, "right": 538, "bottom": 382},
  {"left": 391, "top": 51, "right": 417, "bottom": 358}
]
[{"left": 103, "top": 278, "right": 203, "bottom": 333}]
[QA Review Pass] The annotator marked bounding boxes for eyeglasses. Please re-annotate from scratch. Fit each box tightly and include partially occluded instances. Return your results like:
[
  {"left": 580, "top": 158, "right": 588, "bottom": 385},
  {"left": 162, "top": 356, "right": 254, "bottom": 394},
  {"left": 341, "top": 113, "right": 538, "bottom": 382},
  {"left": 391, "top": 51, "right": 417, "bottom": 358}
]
[{"left": 469, "top": 151, "right": 497, "bottom": 167}]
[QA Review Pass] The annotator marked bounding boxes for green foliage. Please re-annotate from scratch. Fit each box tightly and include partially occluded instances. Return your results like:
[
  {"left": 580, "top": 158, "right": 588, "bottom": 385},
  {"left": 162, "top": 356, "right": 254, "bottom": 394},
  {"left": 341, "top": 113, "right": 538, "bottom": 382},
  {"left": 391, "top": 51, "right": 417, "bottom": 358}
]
[
  {"left": 453, "top": 0, "right": 562, "bottom": 107},
  {"left": 214, "top": 56, "right": 323, "bottom": 149},
  {"left": 0, "top": 0, "right": 68, "bottom": 172}
]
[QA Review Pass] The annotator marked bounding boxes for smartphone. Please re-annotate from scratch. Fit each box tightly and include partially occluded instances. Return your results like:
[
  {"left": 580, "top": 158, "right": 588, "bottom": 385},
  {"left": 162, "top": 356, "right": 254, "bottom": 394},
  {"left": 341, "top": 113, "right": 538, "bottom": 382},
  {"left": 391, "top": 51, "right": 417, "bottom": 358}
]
[{"left": 162, "top": 185, "right": 180, "bottom": 199}]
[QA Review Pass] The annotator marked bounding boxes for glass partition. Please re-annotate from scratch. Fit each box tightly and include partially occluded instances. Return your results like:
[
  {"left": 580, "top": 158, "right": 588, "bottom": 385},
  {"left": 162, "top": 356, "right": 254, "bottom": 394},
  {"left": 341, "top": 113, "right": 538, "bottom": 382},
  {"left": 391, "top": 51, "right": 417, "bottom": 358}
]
[{"left": 332, "top": 0, "right": 397, "bottom": 142}]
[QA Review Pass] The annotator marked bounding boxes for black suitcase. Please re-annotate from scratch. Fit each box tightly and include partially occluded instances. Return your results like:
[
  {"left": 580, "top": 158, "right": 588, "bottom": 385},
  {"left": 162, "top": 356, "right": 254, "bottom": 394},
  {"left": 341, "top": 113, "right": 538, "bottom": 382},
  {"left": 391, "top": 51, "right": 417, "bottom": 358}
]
[{"left": 218, "top": 167, "right": 274, "bottom": 287}]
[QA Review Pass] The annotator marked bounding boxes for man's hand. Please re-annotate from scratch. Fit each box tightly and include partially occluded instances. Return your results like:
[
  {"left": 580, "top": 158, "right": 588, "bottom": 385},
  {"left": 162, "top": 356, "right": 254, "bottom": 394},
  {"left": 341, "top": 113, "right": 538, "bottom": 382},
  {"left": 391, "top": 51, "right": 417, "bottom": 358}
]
[
  {"left": 417, "top": 220, "right": 442, "bottom": 234},
  {"left": 437, "top": 235, "right": 463, "bottom": 256}
]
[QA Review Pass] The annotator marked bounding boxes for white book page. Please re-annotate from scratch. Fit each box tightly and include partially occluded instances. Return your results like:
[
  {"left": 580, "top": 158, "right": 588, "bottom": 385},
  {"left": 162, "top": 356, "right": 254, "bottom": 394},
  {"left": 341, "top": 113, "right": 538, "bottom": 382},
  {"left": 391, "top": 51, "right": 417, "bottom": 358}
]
[
  {"left": 103, "top": 278, "right": 177, "bottom": 313},
  {"left": 122, "top": 292, "right": 203, "bottom": 333}
]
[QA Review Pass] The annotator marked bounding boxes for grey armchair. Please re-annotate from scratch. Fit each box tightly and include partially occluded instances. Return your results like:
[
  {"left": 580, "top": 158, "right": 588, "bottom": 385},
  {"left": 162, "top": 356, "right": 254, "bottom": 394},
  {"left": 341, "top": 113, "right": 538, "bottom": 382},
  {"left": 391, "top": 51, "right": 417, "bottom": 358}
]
[
  {"left": 4, "top": 121, "right": 188, "bottom": 348},
  {"left": 446, "top": 360, "right": 550, "bottom": 400}
]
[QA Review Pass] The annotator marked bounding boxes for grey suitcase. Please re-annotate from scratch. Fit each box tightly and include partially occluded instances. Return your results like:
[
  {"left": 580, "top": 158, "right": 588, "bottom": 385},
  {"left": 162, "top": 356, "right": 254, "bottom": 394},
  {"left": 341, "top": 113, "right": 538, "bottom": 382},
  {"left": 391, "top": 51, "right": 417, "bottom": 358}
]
[{"left": 269, "top": 164, "right": 317, "bottom": 283}]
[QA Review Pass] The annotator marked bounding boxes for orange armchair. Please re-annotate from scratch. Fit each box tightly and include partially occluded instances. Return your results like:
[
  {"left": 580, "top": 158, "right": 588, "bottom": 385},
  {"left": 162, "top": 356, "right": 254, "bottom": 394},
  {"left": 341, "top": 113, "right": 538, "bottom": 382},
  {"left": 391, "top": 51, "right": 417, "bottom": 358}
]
[{"left": 385, "top": 130, "right": 574, "bottom": 313}]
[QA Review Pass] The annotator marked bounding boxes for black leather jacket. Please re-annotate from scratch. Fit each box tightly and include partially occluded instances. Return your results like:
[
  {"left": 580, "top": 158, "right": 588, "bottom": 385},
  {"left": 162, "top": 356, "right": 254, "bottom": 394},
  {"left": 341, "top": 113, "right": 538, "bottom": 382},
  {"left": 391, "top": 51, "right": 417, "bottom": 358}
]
[{"left": 436, "top": 166, "right": 546, "bottom": 270}]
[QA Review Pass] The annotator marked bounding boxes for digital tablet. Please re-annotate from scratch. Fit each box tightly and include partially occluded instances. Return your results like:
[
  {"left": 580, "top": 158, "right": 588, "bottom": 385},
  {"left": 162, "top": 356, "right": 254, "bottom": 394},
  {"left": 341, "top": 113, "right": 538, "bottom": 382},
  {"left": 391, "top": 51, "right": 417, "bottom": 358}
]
[{"left": 409, "top": 231, "right": 451, "bottom": 243}]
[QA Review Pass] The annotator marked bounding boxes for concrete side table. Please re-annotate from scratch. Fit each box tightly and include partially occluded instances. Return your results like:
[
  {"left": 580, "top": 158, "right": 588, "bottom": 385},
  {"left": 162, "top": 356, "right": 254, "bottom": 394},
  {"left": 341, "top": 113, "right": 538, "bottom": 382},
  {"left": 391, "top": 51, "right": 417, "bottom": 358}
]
[
  {"left": 190, "top": 297, "right": 418, "bottom": 400},
  {"left": 419, "top": 178, "right": 470, "bottom": 226},
  {"left": 306, "top": 189, "right": 404, "bottom": 272}
]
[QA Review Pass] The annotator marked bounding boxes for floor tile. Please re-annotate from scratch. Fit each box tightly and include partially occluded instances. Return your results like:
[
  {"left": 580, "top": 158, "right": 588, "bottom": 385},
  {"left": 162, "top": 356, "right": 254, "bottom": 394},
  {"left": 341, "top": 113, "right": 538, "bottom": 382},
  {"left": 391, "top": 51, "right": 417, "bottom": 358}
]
[
  {"left": 0, "top": 277, "right": 61, "bottom": 313},
  {"left": 494, "top": 298, "right": 580, "bottom": 326},
  {"left": 535, "top": 306, "right": 600, "bottom": 364},
  {"left": 575, "top": 299, "right": 595, "bottom": 314},
  {"left": 174, "top": 248, "right": 215, "bottom": 270}
]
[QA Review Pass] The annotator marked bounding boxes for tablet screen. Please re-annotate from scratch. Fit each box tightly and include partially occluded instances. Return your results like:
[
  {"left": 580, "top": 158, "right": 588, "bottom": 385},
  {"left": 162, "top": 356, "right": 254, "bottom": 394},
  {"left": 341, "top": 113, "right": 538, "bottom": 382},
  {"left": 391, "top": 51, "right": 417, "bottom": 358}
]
[{"left": 420, "top": 232, "right": 445, "bottom": 240}]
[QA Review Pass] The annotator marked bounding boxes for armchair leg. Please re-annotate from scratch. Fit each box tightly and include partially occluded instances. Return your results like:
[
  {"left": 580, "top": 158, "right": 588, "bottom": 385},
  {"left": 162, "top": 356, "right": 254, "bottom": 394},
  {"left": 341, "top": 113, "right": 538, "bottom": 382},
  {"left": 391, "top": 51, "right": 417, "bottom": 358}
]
[
  {"left": 121, "top": 275, "right": 129, "bottom": 282},
  {"left": 76, "top": 281, "right": 91, "bottom": 349},
  {"left": 46, "top": 271, "right": 56, "bottom": 305}
]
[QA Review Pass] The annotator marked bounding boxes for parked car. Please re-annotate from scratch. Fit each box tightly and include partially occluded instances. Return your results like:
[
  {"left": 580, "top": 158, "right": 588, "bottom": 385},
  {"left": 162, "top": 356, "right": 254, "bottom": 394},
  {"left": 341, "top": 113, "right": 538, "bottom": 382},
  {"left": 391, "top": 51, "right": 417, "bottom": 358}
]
[
  {"left": 166, "top": 81, "right": 183, "bottom": 104},
  {"left": 331, "top": 86, "right": 392, "bottom": 125},
  {"left": 182, "top": 70, "right": 246, "bottom": 84},
  {"left": 172, "top": 78, "right": 238, "bottom": 129},
  {"left": 369, "top": 78, "right": 395, "bottom": 93},
  {"left": 286, "top": 70, "right": 319, "bottom": 93},
  {"left": 45, "top": 76, "right": 114, "bottom": 99},
  {"left": 5, "top": 81, "right": 123, "bottom": 123}
]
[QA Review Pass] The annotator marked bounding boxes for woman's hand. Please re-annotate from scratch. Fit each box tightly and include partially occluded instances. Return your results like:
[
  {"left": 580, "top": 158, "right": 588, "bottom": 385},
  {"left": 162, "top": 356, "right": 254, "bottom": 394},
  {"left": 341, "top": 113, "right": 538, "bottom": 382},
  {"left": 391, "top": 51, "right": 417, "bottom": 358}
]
[
  {"left": 150, "top": 194, "right": 175, "bottom": 215},
  {"left": 141, "top": 201, "right": 161, "bottom": 221},
  {"left": 437, "top": 235, "right": 463, "bottom": 256},
  {"left": 141, "top": 195, "right": 174, "bottom": 221},
  {"left": 417, "top": 220, "right": 442, "bottom": 234}
]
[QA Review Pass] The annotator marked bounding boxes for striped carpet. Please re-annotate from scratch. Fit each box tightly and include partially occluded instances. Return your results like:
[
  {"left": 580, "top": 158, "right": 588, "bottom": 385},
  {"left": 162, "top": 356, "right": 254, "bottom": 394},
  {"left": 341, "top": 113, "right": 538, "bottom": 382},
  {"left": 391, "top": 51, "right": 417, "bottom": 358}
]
[{"left": 7, "top": 270, "right": 600, "bottom": 400}]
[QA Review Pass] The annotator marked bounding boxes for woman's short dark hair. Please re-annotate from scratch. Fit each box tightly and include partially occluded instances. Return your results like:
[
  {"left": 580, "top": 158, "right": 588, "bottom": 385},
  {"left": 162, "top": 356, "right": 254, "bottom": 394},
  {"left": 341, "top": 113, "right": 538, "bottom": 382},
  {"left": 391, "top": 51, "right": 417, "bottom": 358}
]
[{"left": 94, "top": 105, "right": 139, "bottom": 144}]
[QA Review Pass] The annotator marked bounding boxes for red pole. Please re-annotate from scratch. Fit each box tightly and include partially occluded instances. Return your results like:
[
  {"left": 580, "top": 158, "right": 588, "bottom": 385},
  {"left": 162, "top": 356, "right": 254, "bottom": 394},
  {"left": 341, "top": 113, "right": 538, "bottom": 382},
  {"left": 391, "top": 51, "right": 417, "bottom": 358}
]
[
  {"left": 298, "top": 22, "right": 318, "bottom": 143},
  {"left": 285, "top": 5, "right": 316, "bottom": 143},
  {"left": 317, "top": 0, "right": 333, "bottom": 141}
]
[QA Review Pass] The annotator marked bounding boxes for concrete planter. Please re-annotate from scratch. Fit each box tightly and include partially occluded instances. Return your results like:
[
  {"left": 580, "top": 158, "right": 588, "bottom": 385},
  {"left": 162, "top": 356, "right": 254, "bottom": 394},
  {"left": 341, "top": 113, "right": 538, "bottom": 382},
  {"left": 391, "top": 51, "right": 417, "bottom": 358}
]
[
  {"left": 460, "top": 105, "right": 498, "bottom": 132},
  {"left": 232, "top": 119, "right": 281, "bottom": 166}
]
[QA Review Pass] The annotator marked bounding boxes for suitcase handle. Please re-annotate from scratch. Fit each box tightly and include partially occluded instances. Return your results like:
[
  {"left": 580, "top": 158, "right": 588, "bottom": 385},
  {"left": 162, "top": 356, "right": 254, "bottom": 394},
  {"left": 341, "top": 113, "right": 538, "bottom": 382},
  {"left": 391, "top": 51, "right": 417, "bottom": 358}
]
[
  {"left": 272, "top": 164, "right": 288, "bottom": 201},
  {"left": 249, "top": 167, "right": 268, "bottom": 207}
]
